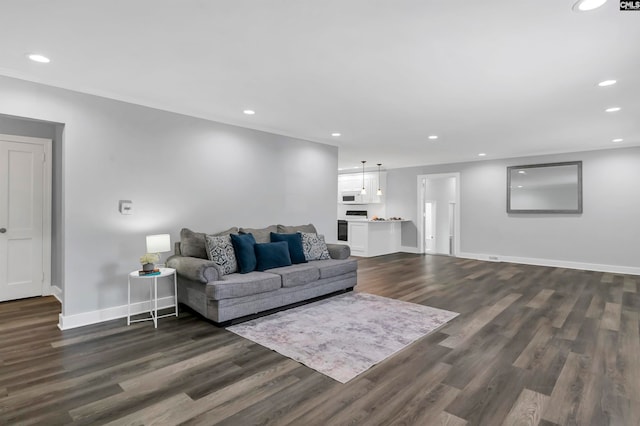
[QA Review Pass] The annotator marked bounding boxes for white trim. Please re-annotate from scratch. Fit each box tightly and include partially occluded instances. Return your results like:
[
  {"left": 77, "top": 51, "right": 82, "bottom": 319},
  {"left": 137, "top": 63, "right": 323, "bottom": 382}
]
[
  {"left": 417, "top": 177, "right": 424, "bottom": 253},
  {"left": 458, "top": 251, "right": 640, "bottom": 276},
  {"left": 58, "top": 296, "right": 177, "bottom": 330},
  {"left": 49, "top": 285, "right": 62, "bottom": 303},
  {"left": 423, "top": 199, "right": 437, "bottom": 253},
  {"left": 42, "top": 139, "right": 53, "bottom": 302},
  {"left": 400, "top": 246, "right": 420, "bottom": 254}
]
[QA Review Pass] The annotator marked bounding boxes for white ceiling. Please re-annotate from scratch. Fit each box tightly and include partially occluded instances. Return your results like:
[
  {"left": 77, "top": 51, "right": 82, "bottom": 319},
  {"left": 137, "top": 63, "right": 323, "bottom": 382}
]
[{"left": 1, "top": 1, "right": 639, "bottom": 170}]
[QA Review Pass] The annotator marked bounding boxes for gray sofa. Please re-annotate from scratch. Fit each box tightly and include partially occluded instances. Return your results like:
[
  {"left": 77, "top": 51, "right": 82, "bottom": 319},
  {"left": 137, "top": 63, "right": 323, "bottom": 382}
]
[{"left": 167, "top": 224, "right": 357, "bottom": 325}]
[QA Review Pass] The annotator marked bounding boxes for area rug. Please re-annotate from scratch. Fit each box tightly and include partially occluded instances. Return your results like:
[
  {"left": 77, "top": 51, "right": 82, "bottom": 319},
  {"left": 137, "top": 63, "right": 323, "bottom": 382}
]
[{"left": 227, "top": 292, "right": 458, "bottom": 383}]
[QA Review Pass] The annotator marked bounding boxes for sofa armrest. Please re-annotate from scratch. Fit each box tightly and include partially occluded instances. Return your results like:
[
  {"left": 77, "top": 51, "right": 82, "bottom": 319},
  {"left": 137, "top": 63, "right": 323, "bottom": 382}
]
[
  {"left": 326, "top": 243, "right": 350, "bottom": 260},
  {"left": 166, "top": 255, "right": 221, "bottom": 283}
]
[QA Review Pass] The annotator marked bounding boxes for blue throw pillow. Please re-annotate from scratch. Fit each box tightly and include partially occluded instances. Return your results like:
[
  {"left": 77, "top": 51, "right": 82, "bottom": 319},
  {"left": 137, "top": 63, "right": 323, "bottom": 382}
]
[
  {"left": 270, "top": 232, "right": 307, "bottom": 264},
  {"left": 254, "top": 241, "right": 292, "bottom": 271},
  {"left": 230, "top": 233, "right": 257, "bottom": 273}
]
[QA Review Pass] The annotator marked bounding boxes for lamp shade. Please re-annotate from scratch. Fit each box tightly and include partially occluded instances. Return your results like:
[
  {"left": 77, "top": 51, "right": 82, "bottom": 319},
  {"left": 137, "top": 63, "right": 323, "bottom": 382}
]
[{"left": 146, "top": 234, "right": 171, "bottom": 253}]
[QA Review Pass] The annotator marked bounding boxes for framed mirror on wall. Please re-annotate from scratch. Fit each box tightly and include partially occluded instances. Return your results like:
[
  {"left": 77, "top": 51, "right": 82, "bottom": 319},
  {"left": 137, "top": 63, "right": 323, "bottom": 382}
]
[{"left": 507, "top": 161, "right": 583, "bottom": 214}]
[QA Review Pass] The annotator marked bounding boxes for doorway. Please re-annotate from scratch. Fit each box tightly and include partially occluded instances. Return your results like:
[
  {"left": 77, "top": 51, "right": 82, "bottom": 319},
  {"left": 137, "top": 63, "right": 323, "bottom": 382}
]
[
  {"left": 417, "top": 173, "right": 460, "bottom": 256},
  {"left": 0, "top": 134, "right": 52, "bottom": 302}
]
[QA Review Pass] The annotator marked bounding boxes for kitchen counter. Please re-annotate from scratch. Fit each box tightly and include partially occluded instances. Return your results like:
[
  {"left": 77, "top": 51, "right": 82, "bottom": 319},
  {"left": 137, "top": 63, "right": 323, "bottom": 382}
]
[
  {"left": 346, "top": 220, "right": 406, "bottom": 257},
  {"left": 366, "top": 219, "right": 409, "bottom": 223},
  {"left": 341, "top": 218, "right": 409, "bottom": 222}
]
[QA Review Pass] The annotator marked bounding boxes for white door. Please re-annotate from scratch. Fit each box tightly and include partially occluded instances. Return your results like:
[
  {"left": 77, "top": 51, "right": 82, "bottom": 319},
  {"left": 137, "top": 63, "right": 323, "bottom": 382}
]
[
  {"left": 0, "top": 137, "right": 46, "bottom": 301},
  {"left": 424, "top": 201, "right": 436, "bottom": 252},
  {"left": 448, "top": 202, "right": 456, "bottom": 255}
]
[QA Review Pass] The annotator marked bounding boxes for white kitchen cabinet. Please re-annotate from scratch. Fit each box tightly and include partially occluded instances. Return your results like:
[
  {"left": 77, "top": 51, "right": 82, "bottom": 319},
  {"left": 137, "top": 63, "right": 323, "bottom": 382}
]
[
  {"left": 338, "top": 172, "right": 385, "bottom": 204},
  {"left": 347, "top": 222, "right": 368, "bottom": 254},
  {"left": 347, "top": 220, "right": 404, "bottom": 257},
  {"left": 338, "top": 174, "right": 362, "bottom": 193},
  {"left": 365, "top": 173, "right": 382, "bottom": 204}
]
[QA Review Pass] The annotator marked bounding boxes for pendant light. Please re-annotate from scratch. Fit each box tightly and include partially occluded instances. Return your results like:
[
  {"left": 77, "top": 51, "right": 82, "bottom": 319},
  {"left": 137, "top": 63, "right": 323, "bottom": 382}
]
[
  {"left": 360, "top": 160, "right": 367, "bottom": 195},
  {"left": 376, "top": 163, "right": 383, "bottom": 196}
]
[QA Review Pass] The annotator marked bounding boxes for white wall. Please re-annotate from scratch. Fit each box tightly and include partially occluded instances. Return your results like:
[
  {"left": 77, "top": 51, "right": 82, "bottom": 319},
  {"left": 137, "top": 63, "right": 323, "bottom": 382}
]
[
  {"left": 387, "top": 148, "right": 640, "bottom": 272},
  {"left": 0, "top": 76, "right": 338, "bottom": 321}
]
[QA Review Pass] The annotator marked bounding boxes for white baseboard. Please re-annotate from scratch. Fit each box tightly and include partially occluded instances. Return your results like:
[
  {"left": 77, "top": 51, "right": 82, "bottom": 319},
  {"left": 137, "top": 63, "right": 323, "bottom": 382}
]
[
  {"left": 400, "top": 246, "right": 420, "bottom": 254},
  {"left": 458, "top": 251, "right": 640, "bottom": 276},
  {"left": 58, "top": 296, "right": 177, "bottom": 330},
  {"left": 49, "top": 285, "right": 63, "bottom": 303}
]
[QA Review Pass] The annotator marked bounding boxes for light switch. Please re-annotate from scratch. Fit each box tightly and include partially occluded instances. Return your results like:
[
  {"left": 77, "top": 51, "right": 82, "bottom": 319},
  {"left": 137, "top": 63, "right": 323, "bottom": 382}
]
[{"left": 119, "top": 200, "right": 133, "bottom": 215}]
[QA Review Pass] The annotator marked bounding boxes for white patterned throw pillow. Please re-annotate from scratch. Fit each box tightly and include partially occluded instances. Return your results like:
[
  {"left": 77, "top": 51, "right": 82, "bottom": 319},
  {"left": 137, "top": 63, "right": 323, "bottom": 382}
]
[
  {"left": 205, "top": 234, "right": 238, "bottom": 275},
  {"left": 300, "top": 232, "right": 331, "bottom": 261}
]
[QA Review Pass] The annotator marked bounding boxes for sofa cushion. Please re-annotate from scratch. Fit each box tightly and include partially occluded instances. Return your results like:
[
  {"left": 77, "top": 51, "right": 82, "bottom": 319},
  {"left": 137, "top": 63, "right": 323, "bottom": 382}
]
[
  {"left": 239, "top": 225, "right": 277, "bottom": 243},
  {"left": 300, "top": 232, "right": 331, "bottom": 261},
  {"left": 204, "top": 234, "right": 237, "bottom": 275},
  {"left": 231, "top": 233, "right": 257, "bottom": 273},
  {"left": 180, "top": 227, "right": 239, "bottom": 259},
  {"left": 255, "top": 241, "right": 292, "bottom": 271},
  {"left": 277, "top": 223, "right": 317, "bottom": 234},
  {"left": 268, "top": 263, "right": 320, "bottom": 288},
  {"left": 312, "top": 258, "right": 358, "bottom": 279},
  {"left": 270, "top": 232, "right": 307, "bottom": 264},
  {"left": 206, "top": 271, "right": 281, "bottom": 299}
]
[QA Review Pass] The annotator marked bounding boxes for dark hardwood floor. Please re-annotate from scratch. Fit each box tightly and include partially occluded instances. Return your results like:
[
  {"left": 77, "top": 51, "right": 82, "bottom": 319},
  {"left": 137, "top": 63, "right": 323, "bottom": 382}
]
[{"left": 2, "top": 253, "right": 639, "bottom": 425}]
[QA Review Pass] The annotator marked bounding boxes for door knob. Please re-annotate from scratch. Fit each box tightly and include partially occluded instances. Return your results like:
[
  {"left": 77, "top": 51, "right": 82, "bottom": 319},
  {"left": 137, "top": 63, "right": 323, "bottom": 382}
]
[{"left": 0, "top": 228, "right": 6, "bottom": 233}]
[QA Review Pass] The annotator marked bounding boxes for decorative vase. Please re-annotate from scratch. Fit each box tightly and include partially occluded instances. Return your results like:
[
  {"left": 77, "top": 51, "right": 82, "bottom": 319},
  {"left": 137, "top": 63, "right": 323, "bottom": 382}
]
[{"left": 142, "top": 263, "right": 154, "bottom": 272}]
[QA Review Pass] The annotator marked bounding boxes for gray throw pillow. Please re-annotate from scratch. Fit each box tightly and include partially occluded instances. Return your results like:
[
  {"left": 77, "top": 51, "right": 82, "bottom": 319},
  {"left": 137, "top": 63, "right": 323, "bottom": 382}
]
[
  {"left": 180, "top": 227, "right": 239, "bottom": 259},
  {"left": 204, "top": 234, "right": 238, "bottom": 275},
  {"left": 277, "top": 223, "right": 317, "bottom": 234},
  {"left": 300, "top": 232, "right": 331, "bottom": 261},
  {"left": 239, "top": 225, "right": 277, "bottom": 243},
  {"left": 180, "top": 228, "right": 207, "bottom": 259}
]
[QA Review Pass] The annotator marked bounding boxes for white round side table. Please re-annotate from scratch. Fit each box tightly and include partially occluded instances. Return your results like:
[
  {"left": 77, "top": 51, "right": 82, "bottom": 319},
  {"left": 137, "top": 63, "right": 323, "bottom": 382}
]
[{"left": 127, "top": 267, "right": 178, "bottom": 328}]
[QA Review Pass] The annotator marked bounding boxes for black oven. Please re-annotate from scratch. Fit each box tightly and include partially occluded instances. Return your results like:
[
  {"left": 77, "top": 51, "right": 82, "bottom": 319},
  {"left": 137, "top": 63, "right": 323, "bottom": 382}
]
[
  {"left": 338, "top": 210, "right": 367, "bottom": 242},
  {"left": 337, "top": 220, "right": 348, "bottom": 241}
]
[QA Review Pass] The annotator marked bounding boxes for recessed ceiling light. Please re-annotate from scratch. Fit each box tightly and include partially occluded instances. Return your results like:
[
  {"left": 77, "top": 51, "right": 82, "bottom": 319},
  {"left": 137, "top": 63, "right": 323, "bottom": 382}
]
[
  {"left": 612, "top": 138, "right": 624, "bottom": 143},
  {"left": 598, "top": 79, "right": 617, "bottom": 87},
  {"left": 478, "top": 153, "right": 487, "bottom": 157},
  {"left": 243, "top": 109, "right": 255, "bottom": 115},
  {"left": 428, "top": 135, "right": 438, "bottom": 140},
  {"left": 517, "top": 185, "right": 523, "bottom": 188},
  {"left": 27, "top": 53, "right": 50, "bottom": 63},
  {"left": 605, "top": 107, "right": 621, "bottom": 112},
  {"left": 331, "top": 133, "right": 341, "bottom": 137},
  {"left": 572, "top": 0, "right": 607, "bottom": 12},
  {"left": 518, "top": 170, "right": 526, "bottom": 174}
]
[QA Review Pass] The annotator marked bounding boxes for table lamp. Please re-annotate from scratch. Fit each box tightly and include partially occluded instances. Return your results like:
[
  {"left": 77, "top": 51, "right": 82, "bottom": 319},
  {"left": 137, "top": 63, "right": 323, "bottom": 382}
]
[{"left": 146, "top": 234, "right": 171, "bottom": 267}]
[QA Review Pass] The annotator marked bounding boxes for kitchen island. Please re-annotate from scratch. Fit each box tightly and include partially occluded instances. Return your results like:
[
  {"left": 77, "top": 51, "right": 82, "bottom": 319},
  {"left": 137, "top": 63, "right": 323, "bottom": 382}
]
[{"left": 347, "top": 219, "right": 408, "bottom": 257}]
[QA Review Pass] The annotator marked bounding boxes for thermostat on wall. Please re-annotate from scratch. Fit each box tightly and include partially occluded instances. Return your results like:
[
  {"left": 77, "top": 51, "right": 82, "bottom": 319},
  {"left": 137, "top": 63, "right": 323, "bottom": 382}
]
[{"left": 119, "top": 200, "right": 133, "bottom": 215}]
